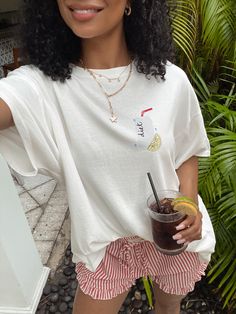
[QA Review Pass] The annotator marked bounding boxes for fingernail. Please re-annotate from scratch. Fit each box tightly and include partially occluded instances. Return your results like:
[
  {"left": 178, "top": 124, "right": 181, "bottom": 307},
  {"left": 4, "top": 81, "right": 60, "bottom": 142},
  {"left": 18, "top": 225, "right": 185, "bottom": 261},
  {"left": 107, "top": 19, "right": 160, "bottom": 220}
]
[
  {"left": 173, "top": 234, "right": 182, "bottom": 240},
  {"left": 177, "top": 239, "right": 186, "bottom": 244},
  {"left": 176, "top": 224, "right": 185, "bottom": 230}
]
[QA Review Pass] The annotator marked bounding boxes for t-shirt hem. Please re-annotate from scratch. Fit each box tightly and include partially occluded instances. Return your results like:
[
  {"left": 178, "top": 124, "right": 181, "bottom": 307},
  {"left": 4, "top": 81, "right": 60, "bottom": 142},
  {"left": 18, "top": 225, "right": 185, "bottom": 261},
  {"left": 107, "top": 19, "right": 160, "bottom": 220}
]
[{"left": 175, "top": 150, "right": 210, "bottom": 170}]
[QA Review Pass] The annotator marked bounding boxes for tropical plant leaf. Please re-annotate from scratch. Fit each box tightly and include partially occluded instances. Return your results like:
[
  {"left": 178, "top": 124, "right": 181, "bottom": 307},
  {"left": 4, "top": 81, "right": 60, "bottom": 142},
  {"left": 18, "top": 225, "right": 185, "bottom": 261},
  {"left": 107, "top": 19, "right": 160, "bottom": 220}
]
[
  {"left": 169, "top": 0, "right": 236, "bottom": 309},
  {"left": 142, "top": 276, "right": 154, "bottom": 309},
  {"left": 191, "top": 67, "right": 211, "bottom": 102},
  {"left": 168, "top": 0, "right": 197, "bottom": 67},
  {"left": 200, "top": 0, "right": 235, "bottom": 59}
]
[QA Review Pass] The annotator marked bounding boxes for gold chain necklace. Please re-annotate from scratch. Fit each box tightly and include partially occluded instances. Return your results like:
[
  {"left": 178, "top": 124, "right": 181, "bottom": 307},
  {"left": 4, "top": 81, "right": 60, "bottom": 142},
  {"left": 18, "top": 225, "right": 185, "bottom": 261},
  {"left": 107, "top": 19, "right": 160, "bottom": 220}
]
[
  {"left": 92, "top": 63, "right": 130, "bottom": 83},
  {"left": 85, "top": 62, "right": 132, "bottom": 123}
]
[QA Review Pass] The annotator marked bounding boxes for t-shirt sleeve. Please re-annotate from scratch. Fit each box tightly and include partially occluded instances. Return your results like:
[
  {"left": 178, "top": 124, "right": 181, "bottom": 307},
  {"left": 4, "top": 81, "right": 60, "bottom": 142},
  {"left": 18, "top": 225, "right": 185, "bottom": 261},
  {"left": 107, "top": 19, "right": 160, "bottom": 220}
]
[
  {"left": 174, "top": 71, "right": 210, "bottom": 169},
  {"left": 0, "top": 66, "right": 61, "bottom": 179}
]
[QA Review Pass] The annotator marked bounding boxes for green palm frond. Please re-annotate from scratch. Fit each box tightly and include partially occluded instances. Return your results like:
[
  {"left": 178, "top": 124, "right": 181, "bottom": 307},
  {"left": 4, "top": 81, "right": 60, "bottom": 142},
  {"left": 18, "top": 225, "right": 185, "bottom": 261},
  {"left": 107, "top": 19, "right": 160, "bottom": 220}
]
[
  {"left": 169, "top": 0, "right": 236, "bottom": 308},
  {"left": 200, "top": 0, "right": 235, "bottom": 58},
  {"left": 191, "top": 66, "right": 211, "bottom": 102},
  {"left": 198, "top": 156, "right": 221, "bottom": 202},
  {"left": 208, "top": 248, "right": 236, "bottom": 308},
  {"left": 142, "top": 276, "right": 154, "bottom": 309},
  {"left": 168, "top": 0, "right": 198, "bottom": 67},
  {"left": 204, "top": 100, "right": 236, "bottom": 128},
  {"left": 168, "top": 0, "right": 236, "bottom": 80},
  {"left": 207, "top": 207, "right": 232, "bottom": 249},
  {"left": 216, "top": 190, "right": 236, "bottom": 229},
  {"left": 220, "top": 60, "right": 236, "bottom": 86},
  {"left": 199, "top": 126, "right": 236, "bottom": 202},
  {"left": 197, "top": 81, "right": 236, "bottom": 309}
]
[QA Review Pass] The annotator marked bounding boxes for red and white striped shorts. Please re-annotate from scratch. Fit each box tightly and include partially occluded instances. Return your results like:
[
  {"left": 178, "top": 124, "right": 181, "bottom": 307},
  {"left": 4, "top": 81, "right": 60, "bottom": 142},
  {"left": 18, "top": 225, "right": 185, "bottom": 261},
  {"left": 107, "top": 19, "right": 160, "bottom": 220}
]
[{"left": 75, "top": 236, "right": 208, "bottom": 300}]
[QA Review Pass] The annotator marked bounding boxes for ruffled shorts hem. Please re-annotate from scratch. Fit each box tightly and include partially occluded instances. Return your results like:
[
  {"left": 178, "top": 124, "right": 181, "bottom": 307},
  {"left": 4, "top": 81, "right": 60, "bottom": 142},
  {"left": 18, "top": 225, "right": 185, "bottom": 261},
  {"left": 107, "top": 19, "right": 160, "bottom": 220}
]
[
  {"left": 78, "top": 277, "right": 137, "bottom": 300},
  {"left": 75, "top": 237, "right": 209, "bottom": 300},
  {"left": 152, "top": 262, "right": 207, "bottom": 296}
]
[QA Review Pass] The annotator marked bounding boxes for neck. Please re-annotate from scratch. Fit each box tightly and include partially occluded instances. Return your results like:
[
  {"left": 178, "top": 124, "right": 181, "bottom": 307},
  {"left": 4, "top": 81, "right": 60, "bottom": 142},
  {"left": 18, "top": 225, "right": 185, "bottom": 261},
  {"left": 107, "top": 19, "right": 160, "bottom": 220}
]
[{"left": 80, "top": 26, "right": 130, "bottom": 69}]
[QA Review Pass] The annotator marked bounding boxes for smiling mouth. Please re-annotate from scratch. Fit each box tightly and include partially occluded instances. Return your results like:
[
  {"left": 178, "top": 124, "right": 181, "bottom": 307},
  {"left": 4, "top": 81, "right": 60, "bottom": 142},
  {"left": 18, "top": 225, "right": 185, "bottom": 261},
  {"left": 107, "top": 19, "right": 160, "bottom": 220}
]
[
  {"left": 69, "top": 6, "right": 104, "bottom": 14},
  {"left": 71, "top": 8, "right": 102, "bottom": 14}
]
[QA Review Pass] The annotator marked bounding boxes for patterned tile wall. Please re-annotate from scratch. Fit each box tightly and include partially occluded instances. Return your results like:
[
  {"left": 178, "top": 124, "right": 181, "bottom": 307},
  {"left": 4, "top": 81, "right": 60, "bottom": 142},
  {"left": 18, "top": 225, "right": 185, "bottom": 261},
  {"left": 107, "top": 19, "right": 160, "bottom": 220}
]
[{"left": 0, "top": 37, "right": 17, "bottom": 78}]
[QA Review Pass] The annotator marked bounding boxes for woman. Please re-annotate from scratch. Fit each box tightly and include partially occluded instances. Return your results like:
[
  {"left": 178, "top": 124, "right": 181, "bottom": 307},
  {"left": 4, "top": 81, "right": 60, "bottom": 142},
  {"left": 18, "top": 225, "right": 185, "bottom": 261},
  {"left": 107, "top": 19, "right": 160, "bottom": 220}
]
[{"left": 0, "top": 0, "right": 215, "bottom": 313}]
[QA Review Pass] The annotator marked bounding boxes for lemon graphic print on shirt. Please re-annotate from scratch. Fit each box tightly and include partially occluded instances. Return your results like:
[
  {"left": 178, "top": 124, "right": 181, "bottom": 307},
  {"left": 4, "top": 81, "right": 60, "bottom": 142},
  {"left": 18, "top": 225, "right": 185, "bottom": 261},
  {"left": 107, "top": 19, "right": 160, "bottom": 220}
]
[{"left": 147, "top": 133, "right": 161, "bottom": 152}]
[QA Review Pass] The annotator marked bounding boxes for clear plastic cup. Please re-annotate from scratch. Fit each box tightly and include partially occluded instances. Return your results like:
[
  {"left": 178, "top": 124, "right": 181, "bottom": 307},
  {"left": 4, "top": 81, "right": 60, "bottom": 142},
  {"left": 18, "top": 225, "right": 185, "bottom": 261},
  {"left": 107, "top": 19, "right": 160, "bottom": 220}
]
[{"left": 147, "top": 190, "right": 187, "bottom": 255}]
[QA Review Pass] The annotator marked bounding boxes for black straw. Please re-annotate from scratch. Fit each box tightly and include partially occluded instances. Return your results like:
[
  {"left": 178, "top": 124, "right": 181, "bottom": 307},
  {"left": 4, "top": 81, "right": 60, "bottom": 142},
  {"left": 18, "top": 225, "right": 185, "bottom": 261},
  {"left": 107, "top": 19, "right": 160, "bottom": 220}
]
[{"left": 147, "top": 172, "right": 162, "bottom": 210}]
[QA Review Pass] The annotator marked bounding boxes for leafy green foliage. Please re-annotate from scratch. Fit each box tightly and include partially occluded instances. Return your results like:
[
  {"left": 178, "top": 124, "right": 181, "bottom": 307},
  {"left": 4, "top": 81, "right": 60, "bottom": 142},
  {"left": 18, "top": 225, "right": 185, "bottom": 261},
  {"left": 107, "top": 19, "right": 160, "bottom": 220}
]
[
  {"left": 168, "top": 0, "right": 236, "bottom": 80},
  {"left": 168, "top": 0, "right": 236, "bottom": 309},
  {"left": 194, "top": 66, "right": 236, "bottom": 309},
  {"left": 142, "top": 276, "right": 154, "bottom": 309}
]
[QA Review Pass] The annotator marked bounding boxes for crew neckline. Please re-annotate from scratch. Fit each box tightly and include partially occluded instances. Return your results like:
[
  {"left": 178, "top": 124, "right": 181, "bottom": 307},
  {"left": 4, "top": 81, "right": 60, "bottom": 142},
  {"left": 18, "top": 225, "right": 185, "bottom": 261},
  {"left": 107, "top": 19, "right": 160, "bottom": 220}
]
[{"left": 71, "top": 62, "right": 133, "bottom": 77}]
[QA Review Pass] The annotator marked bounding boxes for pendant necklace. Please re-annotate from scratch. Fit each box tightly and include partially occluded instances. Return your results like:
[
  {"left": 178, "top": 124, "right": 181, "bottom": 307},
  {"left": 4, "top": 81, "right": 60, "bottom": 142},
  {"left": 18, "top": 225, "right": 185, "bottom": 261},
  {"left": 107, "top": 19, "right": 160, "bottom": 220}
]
[
  {"left": 85, "top": 62, "right": 133, "bottom": 123},
  {"left": 92, "top": 63, "right": 130, "bottom": 83}
]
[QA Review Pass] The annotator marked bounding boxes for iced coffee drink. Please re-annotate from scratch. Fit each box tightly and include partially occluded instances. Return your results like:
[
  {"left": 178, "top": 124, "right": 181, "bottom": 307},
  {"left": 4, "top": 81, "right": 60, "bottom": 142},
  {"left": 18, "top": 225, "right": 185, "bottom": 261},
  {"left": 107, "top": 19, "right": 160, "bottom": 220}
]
[{"left": 147, "top": 190, "right": 187, "bottom": 255}]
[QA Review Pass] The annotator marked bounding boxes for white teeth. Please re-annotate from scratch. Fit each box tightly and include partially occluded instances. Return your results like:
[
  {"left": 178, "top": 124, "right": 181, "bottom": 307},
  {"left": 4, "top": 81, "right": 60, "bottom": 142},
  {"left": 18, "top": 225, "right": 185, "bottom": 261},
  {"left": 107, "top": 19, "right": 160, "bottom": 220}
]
[{"left": 73, "top": 9, "right": 98, "bottom": 14}]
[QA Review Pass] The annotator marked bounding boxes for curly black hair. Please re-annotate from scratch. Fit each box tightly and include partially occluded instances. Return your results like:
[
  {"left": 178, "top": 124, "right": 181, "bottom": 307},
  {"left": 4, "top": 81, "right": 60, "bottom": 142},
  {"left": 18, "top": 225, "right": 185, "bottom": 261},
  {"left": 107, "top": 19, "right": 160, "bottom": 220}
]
[{"left": 21, "top": 0, "right": 175, "bottom": 82}]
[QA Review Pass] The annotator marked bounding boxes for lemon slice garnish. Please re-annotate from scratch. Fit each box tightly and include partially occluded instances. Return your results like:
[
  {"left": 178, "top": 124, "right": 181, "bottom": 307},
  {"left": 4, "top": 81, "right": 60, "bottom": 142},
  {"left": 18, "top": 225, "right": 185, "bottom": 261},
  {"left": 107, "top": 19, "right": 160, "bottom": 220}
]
[{"left": 172, "top": 197, "right": 198, "bottom": 216}]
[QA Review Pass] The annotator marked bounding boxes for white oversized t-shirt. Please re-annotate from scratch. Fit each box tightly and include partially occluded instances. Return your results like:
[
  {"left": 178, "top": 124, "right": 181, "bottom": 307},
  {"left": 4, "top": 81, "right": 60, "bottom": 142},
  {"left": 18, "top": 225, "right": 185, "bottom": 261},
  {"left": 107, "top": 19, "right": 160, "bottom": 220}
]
[{"left": 0, "top": 63, "right": 216, "bottom": 271}]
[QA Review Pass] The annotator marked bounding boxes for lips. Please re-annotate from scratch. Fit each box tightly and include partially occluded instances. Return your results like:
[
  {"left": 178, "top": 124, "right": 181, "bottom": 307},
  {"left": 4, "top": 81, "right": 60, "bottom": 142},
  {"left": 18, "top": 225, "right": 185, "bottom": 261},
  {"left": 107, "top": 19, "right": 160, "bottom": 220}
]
[
  {"left": 72, "top": 9, "right": 101, "bottom": 14},
  {"left": 68, "top": 3, "right": 104, "bottom": 13},
  {"left": 68, "top": 3, "right": 104, "bottom": 21},
  {"left": 68, "top": 2, "right": 104, "bottom": 22}
]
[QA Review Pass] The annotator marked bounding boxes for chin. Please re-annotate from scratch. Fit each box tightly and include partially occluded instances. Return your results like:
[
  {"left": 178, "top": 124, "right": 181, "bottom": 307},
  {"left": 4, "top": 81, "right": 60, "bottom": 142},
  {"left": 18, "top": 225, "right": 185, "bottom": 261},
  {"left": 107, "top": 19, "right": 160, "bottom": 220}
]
[
  {"left": 71, "top": 29, "right": 96, "bottom": 39},
  {"left": 70, "top": 25, "right": 103, "bottom": 39}
]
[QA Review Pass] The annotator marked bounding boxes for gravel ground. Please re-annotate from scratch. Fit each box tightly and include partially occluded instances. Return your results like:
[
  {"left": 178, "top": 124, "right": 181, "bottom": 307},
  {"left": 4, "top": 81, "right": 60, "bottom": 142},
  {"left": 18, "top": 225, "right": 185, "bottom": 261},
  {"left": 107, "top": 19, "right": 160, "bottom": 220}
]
[{"left": 36, "top": 245, "right": 227, "bottom": 314}]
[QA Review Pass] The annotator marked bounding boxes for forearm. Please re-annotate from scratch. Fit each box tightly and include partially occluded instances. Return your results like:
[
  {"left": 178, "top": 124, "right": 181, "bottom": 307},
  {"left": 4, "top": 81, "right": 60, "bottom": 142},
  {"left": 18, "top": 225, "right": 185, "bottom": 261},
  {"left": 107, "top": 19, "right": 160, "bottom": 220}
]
[
  {"left": 174, "top": 156, "right": 202, "bottom": 243},
  {"left": 0, "top": 98, "right": 14, "bottom": 130},
  {"left": 176, "top": 156, "right": 198, "bottom": 204}
]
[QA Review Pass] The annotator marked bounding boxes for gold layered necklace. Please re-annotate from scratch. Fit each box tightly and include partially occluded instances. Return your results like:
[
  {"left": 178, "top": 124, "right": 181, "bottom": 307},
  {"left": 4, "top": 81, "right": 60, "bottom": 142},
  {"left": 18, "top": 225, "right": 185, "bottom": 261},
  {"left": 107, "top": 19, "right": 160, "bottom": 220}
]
[
  {"left": 84, "top": 61, "right": 133, "bottom": 123},
  {"left": 92, "top": 63, "right": 130, "bottom": 83}
]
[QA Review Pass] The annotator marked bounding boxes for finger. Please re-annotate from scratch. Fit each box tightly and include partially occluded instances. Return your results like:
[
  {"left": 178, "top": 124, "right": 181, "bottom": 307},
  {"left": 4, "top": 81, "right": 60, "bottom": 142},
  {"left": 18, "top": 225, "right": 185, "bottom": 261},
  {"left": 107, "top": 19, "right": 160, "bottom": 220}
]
[
  {"left": 179, "top": 224, "right": 202, "bottom": 241},
  {"left": 175, "top": 215, "right": 196, "bottom": 230},
  {"left": 173, "top": 213, "right": 202, "bottom": 242},
  {"left": 174, "top": 227, "right": 202, "bottom": 242}
]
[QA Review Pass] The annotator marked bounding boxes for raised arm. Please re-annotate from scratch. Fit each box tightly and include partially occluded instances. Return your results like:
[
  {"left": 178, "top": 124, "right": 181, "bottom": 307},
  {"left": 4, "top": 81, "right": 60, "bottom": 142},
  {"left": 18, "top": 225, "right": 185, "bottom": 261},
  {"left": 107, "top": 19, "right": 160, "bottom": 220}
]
[
  {"left": 174, "top": 156, "right": 202, "bottom": 244},
  {"left": 0, "top": 98, "right": 14, "bottom": 130},
  {"left": 176, "top": 156, "right": 198, "bottom": 204}
]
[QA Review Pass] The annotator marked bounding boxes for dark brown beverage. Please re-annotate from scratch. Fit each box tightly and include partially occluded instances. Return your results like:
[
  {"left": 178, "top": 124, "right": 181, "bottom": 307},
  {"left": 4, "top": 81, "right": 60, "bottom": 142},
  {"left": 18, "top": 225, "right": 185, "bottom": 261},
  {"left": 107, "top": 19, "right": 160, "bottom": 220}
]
[{"left": 147, "top": 191, "right": 187, "bottom": 255}]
